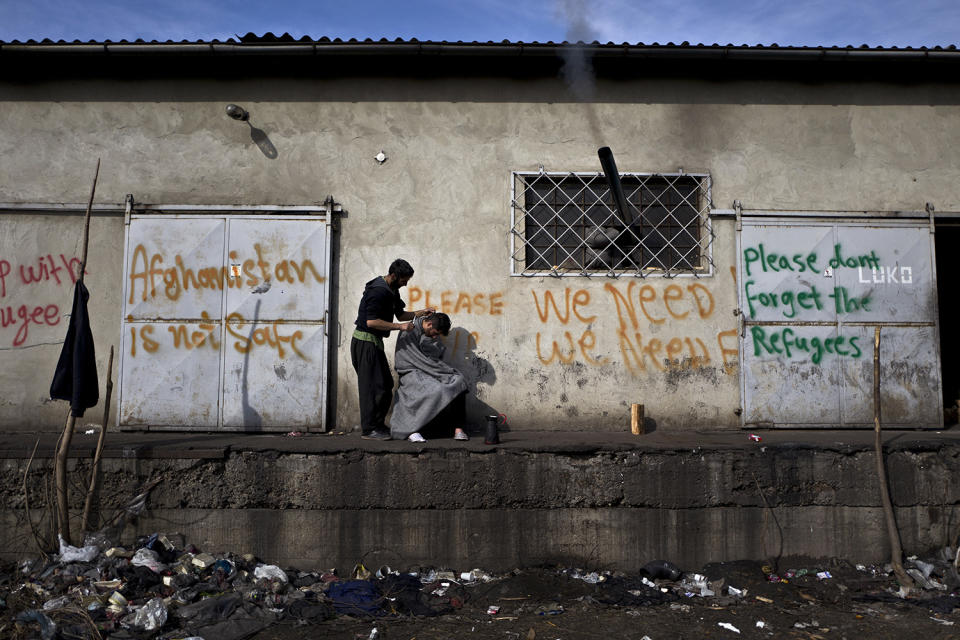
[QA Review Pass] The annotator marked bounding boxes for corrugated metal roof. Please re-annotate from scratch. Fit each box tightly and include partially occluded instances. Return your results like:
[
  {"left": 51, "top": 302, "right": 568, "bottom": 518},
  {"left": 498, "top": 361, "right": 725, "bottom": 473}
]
[{"left": 0, "top": 32, "right": 956, "bottom": 51}]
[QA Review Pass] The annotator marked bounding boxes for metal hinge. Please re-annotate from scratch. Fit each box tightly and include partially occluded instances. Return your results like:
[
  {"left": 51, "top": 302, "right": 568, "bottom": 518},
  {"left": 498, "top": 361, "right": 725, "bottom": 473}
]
[
  {"left": 322, "top": 195, "right": 343, "bottom": 216},
  {"left": 124, "top": 194, "right": 134, "bottom": 225}
]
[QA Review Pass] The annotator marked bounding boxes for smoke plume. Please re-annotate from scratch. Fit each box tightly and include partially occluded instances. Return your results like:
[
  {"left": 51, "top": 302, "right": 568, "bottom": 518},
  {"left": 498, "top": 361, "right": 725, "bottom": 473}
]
[{"left": 556, "top": 0, "right": 604, "bottom": 143}]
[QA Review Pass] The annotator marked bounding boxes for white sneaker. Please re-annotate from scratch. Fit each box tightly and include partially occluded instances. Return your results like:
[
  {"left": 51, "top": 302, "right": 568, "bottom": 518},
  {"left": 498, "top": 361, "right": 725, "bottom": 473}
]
[{"left": 407, "top": 433, "right": 426, "bottom": 443}]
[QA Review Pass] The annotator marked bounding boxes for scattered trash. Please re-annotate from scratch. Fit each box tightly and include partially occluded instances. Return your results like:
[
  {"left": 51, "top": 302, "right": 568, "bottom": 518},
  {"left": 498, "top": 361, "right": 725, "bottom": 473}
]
[
  {"left": 132, "top": 547, "right": 167, "bottom": 573},
  {"left": 748, "top": 434, "right": 762, "bottom": 442},
  {"left": 132, "top": 597, "right": 168, "bottom": 631},
  {"left": 907, "top": 568, "right": 948, "bottom": 591},
  {"left": 460, "top": 568, "right": 494, "bottom": 582},
  {"left": 569, "top": 570, "right": 605, "bottom": 583},
  {"left": 192, "top": 552, "right": 217, "bottom": 569},
  {"left": 107, "top": 590, "right": 128, "bottom": 614},
  {"left": 41, "top": 595, "right": 70, "bottom": 611},
  {"left": 352, "top": 563, "right": 373, "bottom": 581},
  {"left": 643, "top": 560, "right": 682, "bottom": 581},
  {"left": 535, "top": 602, "right": 564, "bottom": 615},
  {"left": 914, "top": 559, "right": 936, "bottom": 578},
  {"left": 254, "top": 564, "right": 289, "bottom": 583},
  {"left": 285, "top": 431, "right": 304, "bottom": 437},
  {"left": 7, "top": 535, "right": 960, "bottom": 638},
  {"left": 679, "top": 573, "right": 714, "bottom": 597},
  {"left": 327, "top": 579, "right": 383, "bottom": 616},
  {"left": 15, "top": 610, "right": 56, "bottom": 640},
  {"left": 84, "top": 429, "right": 95, "bottom": 435},
  {"left": 57, "top": 535, "right": 99, "bottom": 563}
]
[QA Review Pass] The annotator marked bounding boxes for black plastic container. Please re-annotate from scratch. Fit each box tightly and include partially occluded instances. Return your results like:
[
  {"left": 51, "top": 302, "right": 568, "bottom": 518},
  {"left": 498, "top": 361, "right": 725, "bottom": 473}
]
[{"left": 484, "top": 414, "right": 500, "bottom": 445}]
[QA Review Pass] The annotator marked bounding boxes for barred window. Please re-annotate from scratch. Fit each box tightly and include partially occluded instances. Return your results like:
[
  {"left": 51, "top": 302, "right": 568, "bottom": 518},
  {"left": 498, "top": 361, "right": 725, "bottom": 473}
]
[{"left": 510, "top": 171, "right": 714, "bottom": 277}]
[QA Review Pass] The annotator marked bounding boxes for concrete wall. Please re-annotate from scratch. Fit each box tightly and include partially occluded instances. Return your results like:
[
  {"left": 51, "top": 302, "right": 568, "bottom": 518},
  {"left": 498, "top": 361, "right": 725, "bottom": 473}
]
[
  {"left": 2, "top": 442, "right": 958, "bottom": 570},
  {"left": 1, "top": 76, "right": 958, "bottom": 431}
]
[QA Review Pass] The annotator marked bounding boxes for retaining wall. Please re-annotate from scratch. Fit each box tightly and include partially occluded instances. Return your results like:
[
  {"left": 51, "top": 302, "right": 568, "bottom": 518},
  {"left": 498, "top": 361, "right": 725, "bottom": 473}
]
[{"left": 1, "top": 433, "right": 957, "bottom": 571}]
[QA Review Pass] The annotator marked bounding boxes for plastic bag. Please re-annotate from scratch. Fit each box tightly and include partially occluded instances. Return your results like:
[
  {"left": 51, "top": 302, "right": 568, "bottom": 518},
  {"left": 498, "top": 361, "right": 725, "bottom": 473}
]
[
  {"left": 41, "top": 595, "right": 71, "bottom": 611},
  {"left": 643, "top": 559, "right": 682, "bottom": 581},
  {"left": 58, "top": 535, "right": 99, "bottom": 563},
  {"left": 132, "top": 548, "right": 167, "bottom": 573},
  {"left": 15, "top": 610, "right": 56, "bottom": 640},
  {"left": 133, "top": 597, "right": 168, "bottom": 631},
  {"left": 254, "top": 564, "right": 288, "bottom": 583},
  {"left": 82, "top": 531, "right": 112, "bottom": 550}
]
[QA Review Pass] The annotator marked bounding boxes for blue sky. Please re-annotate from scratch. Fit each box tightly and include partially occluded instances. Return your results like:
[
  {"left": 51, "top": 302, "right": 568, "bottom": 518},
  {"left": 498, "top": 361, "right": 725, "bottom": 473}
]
[{"left": 1, "top": 0, "right": 957, "bottom": 47}]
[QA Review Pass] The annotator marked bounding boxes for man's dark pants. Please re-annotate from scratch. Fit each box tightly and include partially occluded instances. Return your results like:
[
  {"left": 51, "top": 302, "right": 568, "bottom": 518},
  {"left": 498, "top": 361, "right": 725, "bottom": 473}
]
[
  {"left": 351, "top": 337, "right": 393, "bottom": 434},
  {"left": 420, "top": 391, "right": 467, "bottom": 439}
]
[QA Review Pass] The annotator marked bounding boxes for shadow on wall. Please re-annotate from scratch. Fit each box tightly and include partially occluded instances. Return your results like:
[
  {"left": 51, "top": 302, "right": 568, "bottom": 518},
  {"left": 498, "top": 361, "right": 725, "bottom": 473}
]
[
  {"left": 248, "top": 123, "right": 278, "bottom": 159},
  {"left": 240, "top": 299, "right": 263, "bottom": 430},
  {"left": 442, "top": 326, "right": 503, "bottom": 432}
]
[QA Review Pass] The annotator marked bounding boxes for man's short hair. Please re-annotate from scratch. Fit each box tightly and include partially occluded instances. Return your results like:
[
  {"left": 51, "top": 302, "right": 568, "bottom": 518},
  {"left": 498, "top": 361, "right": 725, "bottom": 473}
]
[
  {"left": 429, "top": 312, "right": 452, "bottom": 336},
  {"left": 389, "top": 259, "right": 414, "bottom": 279}
]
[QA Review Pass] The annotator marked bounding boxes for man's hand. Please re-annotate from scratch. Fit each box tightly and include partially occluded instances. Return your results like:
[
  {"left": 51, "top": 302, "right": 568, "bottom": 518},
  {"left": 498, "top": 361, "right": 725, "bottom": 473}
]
[{"left": 398, "top": 322, "right": 414, "bottom": 332}]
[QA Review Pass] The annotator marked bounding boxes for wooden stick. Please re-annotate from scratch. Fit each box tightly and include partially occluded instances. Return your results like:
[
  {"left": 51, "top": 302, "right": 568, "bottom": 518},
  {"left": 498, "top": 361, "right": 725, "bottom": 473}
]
[
  {"left": 55, "top": 412, "right": 75, "bottom": 545},
  {"left": 54, "top": 159, "right": 101, "bottom": 546},
  {"left": 78, "top": 158, "right": 100, "bottom": 284},
  {"left": 873, "top": 327, "right": 914, "bottom": 590},
  {"left": 630, "top": 403, "right": 644, "bottom": 435},
  {"left": 81, "top": 345, "right": 113, "bottom": 535}
]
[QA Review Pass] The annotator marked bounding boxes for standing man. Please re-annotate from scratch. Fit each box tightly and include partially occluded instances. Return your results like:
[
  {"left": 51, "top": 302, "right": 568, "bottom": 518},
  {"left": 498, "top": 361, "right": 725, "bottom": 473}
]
[{"left": 352, "top": 259, "right": 433, "bottom": 440}]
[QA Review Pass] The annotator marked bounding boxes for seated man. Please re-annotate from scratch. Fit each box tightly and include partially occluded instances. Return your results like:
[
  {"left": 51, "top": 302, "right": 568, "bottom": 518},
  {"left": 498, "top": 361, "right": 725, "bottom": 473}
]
[{"left": 389, "top": 312, "right": 470, "bottom": 442}]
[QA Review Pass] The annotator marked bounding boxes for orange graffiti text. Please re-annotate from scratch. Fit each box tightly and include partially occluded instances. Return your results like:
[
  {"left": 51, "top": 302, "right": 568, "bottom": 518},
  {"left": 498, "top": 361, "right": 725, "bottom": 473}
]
[
  {"left": 536, "top": 330, "right": 608, "bottom": 366},
  {"left": 531, "top": 288, "right": 596, "bottom": 325},
  {"left": 408, "top": 287, "right": 504, "bottom": 315},
  {"left": 226, "top": 312, "right": 307, "bottom": 360},
  {"left": 128, "top": 243, "right": 324, "bottom": 304},
  {"left": 604, "top": 281, "right": 715, "bottom": 328}
]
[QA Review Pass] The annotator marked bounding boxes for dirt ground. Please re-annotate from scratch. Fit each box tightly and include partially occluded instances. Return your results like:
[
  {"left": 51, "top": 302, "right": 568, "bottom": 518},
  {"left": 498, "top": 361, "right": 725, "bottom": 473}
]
[{"left": 251, "top": 559, "right": 960, "bottom": 640}]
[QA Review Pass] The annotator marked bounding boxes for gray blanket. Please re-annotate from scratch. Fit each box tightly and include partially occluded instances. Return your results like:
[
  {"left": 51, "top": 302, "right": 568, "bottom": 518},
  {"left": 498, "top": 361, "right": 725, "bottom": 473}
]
[{"left": 389, "top": 317, "right": 468, "bottom": 439}]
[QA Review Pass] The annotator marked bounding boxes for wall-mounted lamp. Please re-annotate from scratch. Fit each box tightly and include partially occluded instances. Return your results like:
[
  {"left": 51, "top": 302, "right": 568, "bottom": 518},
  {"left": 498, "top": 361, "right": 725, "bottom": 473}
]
[{"left": 225, "top": 104, "right": 249, "bottom": 121}]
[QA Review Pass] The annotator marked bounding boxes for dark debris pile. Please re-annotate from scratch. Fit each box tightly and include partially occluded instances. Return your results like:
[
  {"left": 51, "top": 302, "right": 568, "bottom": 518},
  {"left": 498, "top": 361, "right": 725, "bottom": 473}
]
[
  {"left": 0, "top": 533, "right": 485, "bottom": 640},
  {"left": 2, "top": 533, "right": 959, "bottom": 639}
]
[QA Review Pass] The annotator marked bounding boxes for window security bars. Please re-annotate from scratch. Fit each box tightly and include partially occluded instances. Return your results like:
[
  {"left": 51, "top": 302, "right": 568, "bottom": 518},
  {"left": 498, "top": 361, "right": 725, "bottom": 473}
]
[{"left": 510, "top": 171, "right": 714, "bottom": 277}]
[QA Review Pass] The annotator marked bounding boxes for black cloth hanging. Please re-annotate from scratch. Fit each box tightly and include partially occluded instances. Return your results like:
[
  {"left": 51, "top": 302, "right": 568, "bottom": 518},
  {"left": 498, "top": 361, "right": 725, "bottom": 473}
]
[{"left": 50, "top": 281, "right": 98, "bottom": 417}]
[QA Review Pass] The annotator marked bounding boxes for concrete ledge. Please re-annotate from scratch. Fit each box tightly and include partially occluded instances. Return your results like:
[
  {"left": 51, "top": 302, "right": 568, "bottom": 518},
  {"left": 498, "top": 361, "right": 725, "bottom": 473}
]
[{"left": 2, "top": 428, "right": 959, "bottom": 459}]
